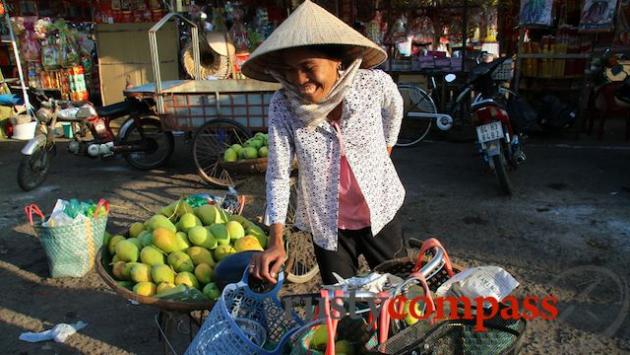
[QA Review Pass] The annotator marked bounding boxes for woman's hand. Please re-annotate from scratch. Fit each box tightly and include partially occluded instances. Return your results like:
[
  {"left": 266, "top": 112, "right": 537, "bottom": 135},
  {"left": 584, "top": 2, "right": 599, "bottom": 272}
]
[{"left": 249, "top": 224, "right": 287, "bottom": 283}]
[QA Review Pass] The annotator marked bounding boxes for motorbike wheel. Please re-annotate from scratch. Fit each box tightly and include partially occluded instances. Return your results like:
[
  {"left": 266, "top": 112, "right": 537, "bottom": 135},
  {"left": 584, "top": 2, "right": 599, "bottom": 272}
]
[
  {"left": 119, "top": 116, "right": 174, "bottom": 170},
  {"left": 492, "top": 144, "right": 512, "bottom": 196},
  {"left": 17, "top": 139, "right": 53, "bottom": 191}
]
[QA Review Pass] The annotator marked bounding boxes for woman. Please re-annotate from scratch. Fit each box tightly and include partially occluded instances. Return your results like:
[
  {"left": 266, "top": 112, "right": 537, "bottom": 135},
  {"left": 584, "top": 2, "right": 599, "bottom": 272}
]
[{"left": 242, "top": 0, "right": 406, "bottom": 285}]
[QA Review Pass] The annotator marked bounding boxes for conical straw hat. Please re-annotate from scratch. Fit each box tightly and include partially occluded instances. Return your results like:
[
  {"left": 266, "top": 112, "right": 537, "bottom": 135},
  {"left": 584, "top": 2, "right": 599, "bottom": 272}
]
[{"left": 242, "top": 0, "right": 387, "bottom": 82}]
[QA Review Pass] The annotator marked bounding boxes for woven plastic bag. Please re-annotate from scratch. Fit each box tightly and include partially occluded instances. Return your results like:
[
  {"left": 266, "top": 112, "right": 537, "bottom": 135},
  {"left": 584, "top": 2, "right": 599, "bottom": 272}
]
[
  {"left": 186, "top": 270, "right": 304, "bottom": 355},
  {"left": 380, "top": 312, "right": 526, "bottom": 355},
  {"left": 24, "top": 200, "right": 109, "bottom": 278}
]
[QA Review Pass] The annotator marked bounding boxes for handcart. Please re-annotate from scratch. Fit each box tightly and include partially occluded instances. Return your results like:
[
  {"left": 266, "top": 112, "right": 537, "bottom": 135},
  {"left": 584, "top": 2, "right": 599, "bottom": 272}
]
[
  {"left": 125, "top": 78, "right": 280, "bottom": 187},
  {"left": 125, "top": 12, "right": 281, "bottom": 188}
]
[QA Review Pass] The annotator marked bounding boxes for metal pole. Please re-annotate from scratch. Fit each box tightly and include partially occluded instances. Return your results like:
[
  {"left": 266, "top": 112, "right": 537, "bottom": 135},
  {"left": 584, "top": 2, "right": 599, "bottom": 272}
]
[
  {"left": 148, "top": 27, "right": 163, "bottom": 113},
  {"left": 191, "top": 26, "right": 201, "bottom": 80},
  {"left": 148, "top": 12, "right": 200, "bottom": 114},
  {"left": 461, "top": 0, "right": 468, "bottom": 72},
  {"left": 513, "top": 28, "right": 525, "bottom": 94},
  {"left": 2, "top": 0, "right": 30, "bottom": 110}
]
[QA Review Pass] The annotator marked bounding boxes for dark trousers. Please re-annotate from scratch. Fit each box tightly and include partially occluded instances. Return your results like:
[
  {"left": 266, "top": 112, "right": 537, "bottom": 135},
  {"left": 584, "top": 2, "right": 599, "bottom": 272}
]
[{"left": 313, "top": 212, "right": 406, "bottom": 285}]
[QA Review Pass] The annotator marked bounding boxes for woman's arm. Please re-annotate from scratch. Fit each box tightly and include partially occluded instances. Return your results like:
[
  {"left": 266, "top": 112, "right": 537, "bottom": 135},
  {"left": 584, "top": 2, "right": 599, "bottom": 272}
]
[
  {"left": 252, "top": 92, "right": 294, "bottom": 283},
  {"left": 377, "top": 70, "right": 404, "bottom": 149}
]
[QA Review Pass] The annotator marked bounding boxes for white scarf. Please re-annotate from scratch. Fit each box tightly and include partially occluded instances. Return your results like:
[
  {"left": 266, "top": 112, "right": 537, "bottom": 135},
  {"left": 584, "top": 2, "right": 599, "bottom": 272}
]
[{"left": 267, "top": 58, "right": 362, "bottom": 130}]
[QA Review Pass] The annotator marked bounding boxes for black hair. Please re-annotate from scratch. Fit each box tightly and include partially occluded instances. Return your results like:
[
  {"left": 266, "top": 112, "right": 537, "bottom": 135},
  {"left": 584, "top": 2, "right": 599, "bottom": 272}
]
[
  {"left": 286, "top": 44, "right": 354, "bottom": 65},
  {"left": 310, "top": 44, "right": 348, "bottom": 61}
]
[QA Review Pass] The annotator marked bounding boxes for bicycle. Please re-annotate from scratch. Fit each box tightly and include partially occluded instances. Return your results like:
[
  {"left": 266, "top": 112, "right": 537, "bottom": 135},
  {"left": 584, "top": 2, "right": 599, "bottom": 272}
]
[
  {"left": 395, "top": 55, "right": 516, "bottom": 147},
  {"left": 395, "top": 72, "right": 459, "bottom": 147}
]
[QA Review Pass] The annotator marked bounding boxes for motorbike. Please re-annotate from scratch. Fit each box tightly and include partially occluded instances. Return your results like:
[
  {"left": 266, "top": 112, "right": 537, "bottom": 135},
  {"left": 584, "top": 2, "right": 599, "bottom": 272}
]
[
  {"left": 587, "top": 50, "right": 630, "bottom": 138},
  {"left": 11, "top": 88, "right": 174, "bottom": 191},
  {"left": 598, "top": 51, "right": 630, "bottom": 107},
  {"left": 446, "top": 57, "right": 526, "bottom": 195}
]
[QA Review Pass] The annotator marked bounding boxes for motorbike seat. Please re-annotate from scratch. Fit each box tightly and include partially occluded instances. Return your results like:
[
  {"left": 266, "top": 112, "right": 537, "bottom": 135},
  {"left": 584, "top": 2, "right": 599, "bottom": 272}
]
[
  {"left": 471, "top": 98, "right": 504, "bottom": 111},
  {"left": 96, "top": 100, "right": 132, "bottom": 118}
]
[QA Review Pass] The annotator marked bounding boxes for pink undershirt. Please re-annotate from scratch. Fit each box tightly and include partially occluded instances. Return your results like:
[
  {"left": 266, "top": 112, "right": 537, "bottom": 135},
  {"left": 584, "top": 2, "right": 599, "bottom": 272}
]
[{"left": 330, "top": 120, "right": 371, "bottom": 230}]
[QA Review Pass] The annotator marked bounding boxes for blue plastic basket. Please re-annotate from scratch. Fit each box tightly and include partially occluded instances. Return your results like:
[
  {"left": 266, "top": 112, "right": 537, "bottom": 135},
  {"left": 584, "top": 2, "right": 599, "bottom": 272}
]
[{"left": 186, "top": 270, "right": 305, "bottom": 355}]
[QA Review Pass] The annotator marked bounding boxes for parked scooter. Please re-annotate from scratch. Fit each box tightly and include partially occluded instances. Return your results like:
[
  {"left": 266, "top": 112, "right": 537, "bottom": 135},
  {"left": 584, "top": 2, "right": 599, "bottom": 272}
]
[
  {"left": 11, "top": 88, "right": 174, "bottom": 191},
  {"left": 446, "top": 57, "right": 525, "bottom": 195},
  {"left": 587, "top": 50, "right": 630, "bottom": 138},
  {"left": 605, "top": 53, "right": 630, "bottom": 108}
]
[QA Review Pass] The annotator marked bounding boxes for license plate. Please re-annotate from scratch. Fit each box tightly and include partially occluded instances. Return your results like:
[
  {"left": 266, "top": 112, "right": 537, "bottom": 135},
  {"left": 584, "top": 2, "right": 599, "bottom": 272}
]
[{"left": 476, "top": 121, "right": 504, "bottom": 143}]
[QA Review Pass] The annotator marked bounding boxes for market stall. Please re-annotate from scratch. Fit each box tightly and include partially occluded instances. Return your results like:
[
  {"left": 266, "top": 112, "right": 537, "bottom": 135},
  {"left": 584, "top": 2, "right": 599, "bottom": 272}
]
[
  {"left": 513, "top": 0, "right": 630, "bottom": 134},
  {"left": 0, "top": 1, "right": 98, "bottom": 102}
]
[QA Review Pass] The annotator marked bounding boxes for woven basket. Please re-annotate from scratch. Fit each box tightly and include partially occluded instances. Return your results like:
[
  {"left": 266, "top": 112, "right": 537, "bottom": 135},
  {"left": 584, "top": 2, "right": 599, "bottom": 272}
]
[
  {"left": 25, "top": 202, "right": 108, "bottom": 278},
  {"left": 96, "top": 247, "right": 214, "bottom": 312},
  {"left": 182, "top": 41, "right": 232, "bottom": 79},
  {"left": 186, "top": 270, "right": 304, "bottom": 355},
  {"left": 220, "top": 157, "right": 268, "bottom": 175}
]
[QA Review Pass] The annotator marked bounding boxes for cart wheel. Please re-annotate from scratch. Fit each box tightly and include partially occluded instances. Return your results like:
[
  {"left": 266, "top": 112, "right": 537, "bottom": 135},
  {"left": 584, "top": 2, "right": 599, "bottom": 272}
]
[
  {"left": 285, "top": 230, "right": 320, "bottom": 284},
  {"left": 192, "top": 119, "right": 252, "bottom": 188}
]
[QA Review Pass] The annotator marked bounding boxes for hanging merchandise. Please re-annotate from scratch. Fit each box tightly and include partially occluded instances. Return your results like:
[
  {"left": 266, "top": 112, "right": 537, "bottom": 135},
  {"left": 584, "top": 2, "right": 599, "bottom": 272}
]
[
  {"left": 469, "top": 9, "right": 483, "bottom": 44},
  {"left": 212, "top": 7, "right": 227, "bottom": 32},
  {"left": 391, "top": 14, "right": 412, "bottom": 58},
  {"left": 149, "top": 0, "right": 165, "bottom": 22},
  {"left": 229, "top": 5, "right": 250, "bottom": 79},
  {"left": 483, "top": 7, "right": 498, "bottom": 42},
  {"left": 41, "top": 37, "right": 60, "bottom": 70},
  {"left": 519, "top": 0, "right": 554, "bottom": 27},
  {"left": 410, "top": 14, "right": 435, "bottom": 51},
  {"left": 248, "top": 8, "right": 271, "bottom": 52},
  {"left": 18, "top": 17, "right": 40, "bottom": 63},
  {"left": 56, "top": 21, "right": 80, "bottom": 67},
  {"left": 615, "top": 0, "right": 630, "bottom": 45},
  {"left": 366, "top": 10, "right": 384, "bottom": 47},
  {"left": 68, "top": 65, "right": 89, "bottom": 101},
  {"left": 579, "top": 0, "right": 619, "bottom": 32},
  {"left": 229, "top": 7, "right": 249, "bottom": 53}
]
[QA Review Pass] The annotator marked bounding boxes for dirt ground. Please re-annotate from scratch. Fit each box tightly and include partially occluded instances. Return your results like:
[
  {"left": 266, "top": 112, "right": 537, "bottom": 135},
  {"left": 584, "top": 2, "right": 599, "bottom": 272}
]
[{"left": 1, "top": 127, "right": 629, "bottom": 354}]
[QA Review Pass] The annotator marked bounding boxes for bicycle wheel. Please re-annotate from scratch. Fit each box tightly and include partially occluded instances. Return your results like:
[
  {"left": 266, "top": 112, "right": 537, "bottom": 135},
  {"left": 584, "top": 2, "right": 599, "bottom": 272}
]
[
  {"left": 192, "top": 119, "right": 252, "bottom": 188},
  {"left": 396, "top": 84, "right": 438, "bottom": 147},
  {"left": 277, "top": 177, "right": 320, "bottom": 284},
  {"left": 285, "top": 230, "right": 320, "bottom": 284}
]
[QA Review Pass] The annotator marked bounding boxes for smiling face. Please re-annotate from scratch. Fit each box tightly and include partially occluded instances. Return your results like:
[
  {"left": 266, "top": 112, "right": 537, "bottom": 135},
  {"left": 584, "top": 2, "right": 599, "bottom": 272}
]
[{"left": 280, "top": 47, "right": 342, "bottom": 103}]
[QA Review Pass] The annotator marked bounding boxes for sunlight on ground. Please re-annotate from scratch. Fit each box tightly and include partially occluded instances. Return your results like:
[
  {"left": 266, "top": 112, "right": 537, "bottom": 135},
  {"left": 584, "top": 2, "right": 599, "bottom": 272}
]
[{"left": 0, "top": 306, "right": 130, "bottom": 354}]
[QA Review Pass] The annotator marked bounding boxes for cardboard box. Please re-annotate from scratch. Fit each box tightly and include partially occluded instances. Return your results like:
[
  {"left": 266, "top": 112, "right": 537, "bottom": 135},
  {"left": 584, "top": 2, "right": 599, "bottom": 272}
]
[{"left": 96, "top": 22, "right": 179, "bottom": 105}]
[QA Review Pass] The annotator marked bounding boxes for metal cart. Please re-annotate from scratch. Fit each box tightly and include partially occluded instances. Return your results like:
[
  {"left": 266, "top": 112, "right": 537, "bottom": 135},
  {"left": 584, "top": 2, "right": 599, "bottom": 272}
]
[
  {"left": 123, "top": 12, "right": 280, "bottom": 187},
  {"left": 125, "top": 79, "right": 280, "bottom": 187}
]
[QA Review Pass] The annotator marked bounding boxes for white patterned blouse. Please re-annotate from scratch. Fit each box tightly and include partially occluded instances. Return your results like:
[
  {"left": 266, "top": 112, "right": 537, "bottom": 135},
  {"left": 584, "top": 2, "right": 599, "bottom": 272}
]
[{"left": 264, "top": 69, "right": 405, "bottom": 251}]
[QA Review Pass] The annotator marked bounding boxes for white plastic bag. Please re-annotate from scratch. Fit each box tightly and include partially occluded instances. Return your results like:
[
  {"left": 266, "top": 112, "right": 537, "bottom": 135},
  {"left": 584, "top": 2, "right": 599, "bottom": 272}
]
[
  {"left": 19, "top": 321, "right": 87, "bottom": 343},
  {"left": 436, "top": 266, "right": 519, "bottom": 302}
]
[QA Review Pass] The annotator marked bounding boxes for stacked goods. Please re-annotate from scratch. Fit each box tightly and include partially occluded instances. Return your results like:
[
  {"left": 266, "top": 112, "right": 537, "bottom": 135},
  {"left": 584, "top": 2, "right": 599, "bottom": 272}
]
[
  {"left": 106, "top": 199, "right": 268, "bottom": 302},
  {"left": 223, "top": 132, "right": 269, "bottom": 162}
]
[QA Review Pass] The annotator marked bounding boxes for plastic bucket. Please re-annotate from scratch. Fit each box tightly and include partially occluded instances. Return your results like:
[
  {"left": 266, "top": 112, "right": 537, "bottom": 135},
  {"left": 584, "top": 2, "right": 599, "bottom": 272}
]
[
  {"left": 62, "top": 122, "right": 73, "bottom": 138},
  {"left": 12, "top": 121, "right": 37, "bottom": 140}
]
